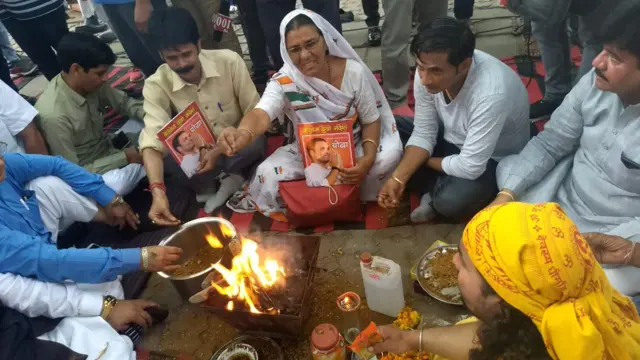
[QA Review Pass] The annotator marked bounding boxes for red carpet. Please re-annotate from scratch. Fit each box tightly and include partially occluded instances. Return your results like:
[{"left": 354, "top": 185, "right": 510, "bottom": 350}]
[{"left": 197, "top": 53, "right": 583, "bottom": 233}]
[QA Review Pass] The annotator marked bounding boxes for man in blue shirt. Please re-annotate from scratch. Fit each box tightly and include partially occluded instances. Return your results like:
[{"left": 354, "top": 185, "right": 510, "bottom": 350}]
[{"left": 0, "top": 149, "right": 183, "bottom": 283}]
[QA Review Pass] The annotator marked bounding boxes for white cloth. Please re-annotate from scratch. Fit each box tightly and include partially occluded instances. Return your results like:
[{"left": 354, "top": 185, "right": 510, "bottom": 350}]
[
  {"left": 179, "top": 153, "right": 200, "bottom": 178},
  {"left": 39, "top": 317, "right": 136, "bottom": 360},
  {"left": 248, "top": 10, "right": 402, "bottom": 217},
  {"left": 407, "top": 50, "right": 530, "bottom": 180},
  {"left": 0, "top": 80, "right": 39, "bottom": 153},
  {"left": 102, "top": 163, "right": 147, "bottom": 196},
  {"left": 26, "top": 176, "right": 99, "bottom": 243}
]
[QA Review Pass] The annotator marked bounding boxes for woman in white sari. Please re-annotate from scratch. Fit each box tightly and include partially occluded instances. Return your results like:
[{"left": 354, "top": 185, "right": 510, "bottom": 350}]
[{"left": 217, "top": 9, "right": 403, "bottom": 220}]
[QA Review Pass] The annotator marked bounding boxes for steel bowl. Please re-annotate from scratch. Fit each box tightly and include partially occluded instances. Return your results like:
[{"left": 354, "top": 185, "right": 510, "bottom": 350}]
[
  {"left": 211, "top": 336, "right": 282, "bottom": 360},
  {"left": 416, "top": 244, "right": 463, "bottom": 306},
  {"left": 157, "top": 217, "right": 238, "bottom": 301},
  {"left": 216, "top": 343, "right": 259, "bottom": 360}
]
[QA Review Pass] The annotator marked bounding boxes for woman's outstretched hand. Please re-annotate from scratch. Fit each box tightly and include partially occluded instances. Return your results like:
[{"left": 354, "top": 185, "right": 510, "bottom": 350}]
[
  {"left": 368, "top": 325, "right": 419, "bottom": 355},
  {"left": 218, "top": 127, "right": 251, "bottom": 156}
]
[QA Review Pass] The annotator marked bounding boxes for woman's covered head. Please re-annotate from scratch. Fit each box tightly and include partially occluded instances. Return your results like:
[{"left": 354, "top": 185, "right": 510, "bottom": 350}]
[
  {"left": 284, "top": 14, "right": 328, "bottom": 77},
  {"left": 458, "top": 202, "right": 640, "bottom": 359}
]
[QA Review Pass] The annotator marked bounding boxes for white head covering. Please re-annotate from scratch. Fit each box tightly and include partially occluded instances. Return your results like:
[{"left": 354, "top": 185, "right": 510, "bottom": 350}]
[{"left": 276, "top": 9, "right": 401, "bottom": 147}]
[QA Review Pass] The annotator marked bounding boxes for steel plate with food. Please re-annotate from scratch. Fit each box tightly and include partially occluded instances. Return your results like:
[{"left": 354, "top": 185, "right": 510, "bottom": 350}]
[{"left": 417, "top": 245, "right": 462, "bottom": 305}]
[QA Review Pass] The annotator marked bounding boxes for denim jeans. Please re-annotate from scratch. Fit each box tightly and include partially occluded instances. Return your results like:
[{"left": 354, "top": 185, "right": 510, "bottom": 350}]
[
  {"left": 0, "top": 22, "right": 19, "bottom": 64},
  {"left": 395, "top": 115, "right": 498, "bottom": 221},
  {"left": 532, "top": 6, "right": 608, "bottom": 101}
]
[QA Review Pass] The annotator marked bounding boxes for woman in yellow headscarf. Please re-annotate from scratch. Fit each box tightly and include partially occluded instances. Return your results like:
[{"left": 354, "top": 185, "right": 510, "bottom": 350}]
[{"left": 370, "top": 203, "right": 640, "bottom": 360}]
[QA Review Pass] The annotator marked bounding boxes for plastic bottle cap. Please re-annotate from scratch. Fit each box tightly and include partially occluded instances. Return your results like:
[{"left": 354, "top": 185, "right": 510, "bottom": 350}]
[
  {"left": 311, "top": 324, "right": 340, "bottom": 351},
  {"left": 361, "top": 252, "right": 372, "bottom": 264}
]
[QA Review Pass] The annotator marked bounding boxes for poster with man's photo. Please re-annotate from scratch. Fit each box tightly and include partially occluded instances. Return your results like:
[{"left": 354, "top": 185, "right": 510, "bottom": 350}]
[
  {"left": 157, "top": 102, "right": 216, "bottom": 178},
  {"left": 298, "top": 120, "right": 355, "bottom": 187}
]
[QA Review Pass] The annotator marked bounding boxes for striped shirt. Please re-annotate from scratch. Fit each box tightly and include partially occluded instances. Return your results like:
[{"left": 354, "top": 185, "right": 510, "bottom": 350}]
[{"left": 0, "top": 0, "right": 64, "bottom": 21}]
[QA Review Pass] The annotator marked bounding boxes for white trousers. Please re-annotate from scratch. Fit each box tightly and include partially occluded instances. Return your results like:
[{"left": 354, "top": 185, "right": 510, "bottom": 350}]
[
  {"left": 25, "top": 164, "right": 145, "bottom": 242},
  {"left": 26, "top": 176, "right": 99, "bottom": 243},
  {"left": 102, "top": 163, "right": 146, "bottom": 196},
  {"left": 37, "top": 280, "right": 136, "bottom": 360}
]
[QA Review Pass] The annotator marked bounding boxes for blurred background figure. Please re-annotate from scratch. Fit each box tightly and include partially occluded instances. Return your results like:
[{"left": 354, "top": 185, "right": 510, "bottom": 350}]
[
  {"left": 0, "top": 21, "right": 37, "bottom": 84},
  {"left": 382, "top": 0, "right": 448, "bottom": 111},
  {"left": 0, "top": 0, "right": 69, "bottom": 80},
  {"left": 362, "top": 0, "right": 381, "bottom": 46},
  {"left": 96, "top": 0, "right": 166, "bottom": 79}
]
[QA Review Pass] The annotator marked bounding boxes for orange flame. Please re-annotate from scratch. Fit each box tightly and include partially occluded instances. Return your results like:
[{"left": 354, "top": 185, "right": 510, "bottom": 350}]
[
  {"left": 210, "top": 238, "right": 285, "bottom": 314},
  {"left": 205, "top": 233, "right": 224, "bottom": 248},
  {"left": 226, "top": 301, "right": 234, "bottom": 311}
]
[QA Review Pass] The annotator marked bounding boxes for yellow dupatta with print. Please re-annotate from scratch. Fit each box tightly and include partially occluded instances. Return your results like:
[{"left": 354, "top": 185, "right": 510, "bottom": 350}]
[{"left": 462, "top": 202, "right": 640, "bottom": 359}]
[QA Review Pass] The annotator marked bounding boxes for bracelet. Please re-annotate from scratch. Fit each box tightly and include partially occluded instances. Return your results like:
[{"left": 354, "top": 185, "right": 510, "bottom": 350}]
[
  {"left": 361, "top": 138, "right": 378, "bottom": 150},
  {"left": 624, "top": 241, "right": 637, "bottom": 265},
  {"left": 237, "top": 127, "right": 255, "bottom": 141},
  {"left": 100, "top": 295, "right": 118, "bottom": 319},
  {"left": 141, "top": 247, "right": 150, "bottom": 271},
  {"left": 498, "top": 190, "right": 515, "bottom": 201},
  {"left": 418, "top": 323, "right": 426, "bottom": 357},
  {"left": 391, "top": 176, "right": 405, "bottom": 186},
  {"left": 148, "top": 182, "right": 166, "bottom": 193}
]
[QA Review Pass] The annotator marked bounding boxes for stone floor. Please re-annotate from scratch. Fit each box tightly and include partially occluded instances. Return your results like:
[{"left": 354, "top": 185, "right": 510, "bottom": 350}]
[{"left": 11, "top": 2, "right": 527, "bottom": 359}]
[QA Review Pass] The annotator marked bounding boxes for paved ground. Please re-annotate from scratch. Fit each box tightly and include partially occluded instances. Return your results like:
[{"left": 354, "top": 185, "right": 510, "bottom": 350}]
[
  {"left": 12, "top": 2, "right": 526, "bottom": 358},
  {"left": 140, "top": 223, "right": 469, "bottom": 359}
]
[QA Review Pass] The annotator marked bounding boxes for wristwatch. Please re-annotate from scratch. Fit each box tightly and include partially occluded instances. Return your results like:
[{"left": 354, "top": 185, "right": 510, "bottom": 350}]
[
  {"left": 110, "top": 195, "right": 125, "bottom": 206},
  {"left": 100, "top": 295, "right": 118, "bottom": 319}
]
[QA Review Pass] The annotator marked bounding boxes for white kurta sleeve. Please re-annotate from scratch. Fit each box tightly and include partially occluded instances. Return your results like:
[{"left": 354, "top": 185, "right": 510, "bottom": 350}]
[{"left": 0, "top": 272, "right": 103, "bottom": 318}]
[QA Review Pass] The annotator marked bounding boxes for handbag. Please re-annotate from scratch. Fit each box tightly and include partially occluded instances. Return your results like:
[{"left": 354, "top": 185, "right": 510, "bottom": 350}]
[{"left": 279, "top": 180, "right": 363, "bottom": 227}]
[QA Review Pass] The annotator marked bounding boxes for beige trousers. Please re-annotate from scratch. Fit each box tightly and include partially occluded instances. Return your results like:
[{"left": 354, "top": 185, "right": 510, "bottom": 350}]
[{"left": 172, "top": 0, "right": 242, "bottom": 54}]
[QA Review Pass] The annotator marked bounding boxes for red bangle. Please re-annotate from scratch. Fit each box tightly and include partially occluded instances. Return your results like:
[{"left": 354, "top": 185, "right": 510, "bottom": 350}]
[{"left": 148, "top": 182, "right": 166, "bottom": 193}]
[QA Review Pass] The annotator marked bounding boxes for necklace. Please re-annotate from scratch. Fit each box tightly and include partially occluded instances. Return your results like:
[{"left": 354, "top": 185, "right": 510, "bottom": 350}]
[{"left": 327, "top": 58, "right": 332, "bottom": 85}]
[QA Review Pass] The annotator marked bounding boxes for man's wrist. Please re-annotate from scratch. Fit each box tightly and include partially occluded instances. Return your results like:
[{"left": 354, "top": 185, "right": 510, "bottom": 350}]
[{"left": 498, "top": 189, "right": 516, "bottom": 201}]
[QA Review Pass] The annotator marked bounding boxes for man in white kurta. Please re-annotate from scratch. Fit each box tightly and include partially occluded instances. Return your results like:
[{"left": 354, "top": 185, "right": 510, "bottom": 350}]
[{"left": 492, "top": 2, "right": 640, "bottom": 295}]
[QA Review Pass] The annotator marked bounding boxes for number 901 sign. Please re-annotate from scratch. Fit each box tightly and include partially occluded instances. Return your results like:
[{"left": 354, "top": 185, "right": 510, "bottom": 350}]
[{"left": 212, "top": 14, "right": 233, "bottom": 33}]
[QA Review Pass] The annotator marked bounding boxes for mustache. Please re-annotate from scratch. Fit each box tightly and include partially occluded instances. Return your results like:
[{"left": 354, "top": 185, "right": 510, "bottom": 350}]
[
  {"left": 595, "top": 68, "right": 608, "bottom": 82},
  {"left": 174, "top": 65, "right": 195, "bottom": 74}
]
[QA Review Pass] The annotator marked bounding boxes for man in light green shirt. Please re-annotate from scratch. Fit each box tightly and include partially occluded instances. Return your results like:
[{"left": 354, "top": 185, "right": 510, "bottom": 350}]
[{"left": 36, "top": 32, "right": 146, "bottom": 195}]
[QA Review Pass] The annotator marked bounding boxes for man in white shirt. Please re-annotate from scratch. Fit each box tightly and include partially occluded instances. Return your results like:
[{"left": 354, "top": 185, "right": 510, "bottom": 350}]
[
  {"left": 173, "top": 130, "right": 201, "bottom": 178},
  {"left": 304, "top": 137, "right": 342, "bottom": 187},
  {"left": 378, "top": 17, "right": 530, "bottom": 222},
  {"left": 0, "top": 81, "right": 48, "bottom": 155}
]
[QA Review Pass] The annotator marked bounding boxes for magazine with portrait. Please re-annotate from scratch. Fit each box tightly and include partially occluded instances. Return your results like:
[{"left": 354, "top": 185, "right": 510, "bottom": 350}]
[
  {"left": 157, "top": 101, "right": 216, "bottom": 178},
  {"left": 298, "top": 120, "right": 355, "bottom": 188}
]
